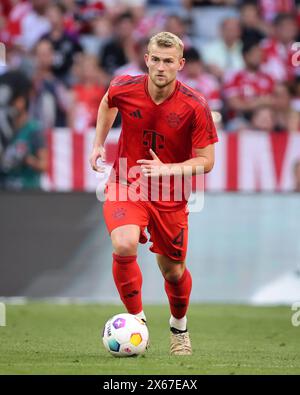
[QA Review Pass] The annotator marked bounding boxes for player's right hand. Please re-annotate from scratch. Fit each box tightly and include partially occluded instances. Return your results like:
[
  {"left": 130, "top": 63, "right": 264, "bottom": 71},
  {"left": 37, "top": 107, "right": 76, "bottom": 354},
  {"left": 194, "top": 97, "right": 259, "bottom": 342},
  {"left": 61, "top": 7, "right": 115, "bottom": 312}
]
[{"left": 89, "top": 146, "right": 106, "bottom": 172}]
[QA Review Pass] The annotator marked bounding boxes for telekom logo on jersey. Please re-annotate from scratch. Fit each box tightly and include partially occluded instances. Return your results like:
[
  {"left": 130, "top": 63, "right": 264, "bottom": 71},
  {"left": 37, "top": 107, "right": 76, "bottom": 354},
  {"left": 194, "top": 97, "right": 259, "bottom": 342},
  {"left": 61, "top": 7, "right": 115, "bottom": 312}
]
[{"left": 96, "top": 158, "right": 205, "bottom": 213}]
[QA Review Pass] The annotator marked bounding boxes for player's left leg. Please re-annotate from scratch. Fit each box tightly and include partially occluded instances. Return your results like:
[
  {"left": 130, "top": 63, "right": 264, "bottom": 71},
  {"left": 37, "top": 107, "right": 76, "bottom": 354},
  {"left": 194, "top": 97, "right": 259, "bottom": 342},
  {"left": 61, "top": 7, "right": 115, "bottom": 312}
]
[
  {"left": 156, "top": 254, "right": 192, "bottom": 355},
  {"left": 147, "top": 204, "right": 191, "bottom": 354}
]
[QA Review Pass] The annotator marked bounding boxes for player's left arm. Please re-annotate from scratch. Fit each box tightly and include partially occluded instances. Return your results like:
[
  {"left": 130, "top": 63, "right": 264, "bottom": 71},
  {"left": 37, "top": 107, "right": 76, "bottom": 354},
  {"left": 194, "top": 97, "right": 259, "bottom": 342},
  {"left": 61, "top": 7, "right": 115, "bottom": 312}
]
[
  {"left": 174, "top": 143, "right": 215, "bottom": 175},
  {"left": 138, "top": 144, "right": 215, "bottom": 177}
]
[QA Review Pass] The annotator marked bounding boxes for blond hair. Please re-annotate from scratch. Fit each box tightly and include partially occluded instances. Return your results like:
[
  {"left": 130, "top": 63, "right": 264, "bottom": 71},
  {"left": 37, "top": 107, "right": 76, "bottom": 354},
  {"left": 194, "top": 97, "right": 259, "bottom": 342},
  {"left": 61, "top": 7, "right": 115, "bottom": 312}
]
[{"left": 148, "top": 32, "right": 184, "bottom": 58}]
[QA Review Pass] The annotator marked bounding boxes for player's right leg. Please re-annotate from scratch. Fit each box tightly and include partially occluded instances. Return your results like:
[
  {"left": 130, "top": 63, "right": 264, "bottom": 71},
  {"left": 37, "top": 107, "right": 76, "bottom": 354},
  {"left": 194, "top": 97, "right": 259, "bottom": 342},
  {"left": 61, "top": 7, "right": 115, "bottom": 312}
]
[
  {"left": 103, "top": 184, "right": 149, "bottom": 322},
  {"left": 110, "top": 224, "right": 146, "bottom": 321},
  {"left": 111, "top": 224, "right": 140, "bottom": 257}
]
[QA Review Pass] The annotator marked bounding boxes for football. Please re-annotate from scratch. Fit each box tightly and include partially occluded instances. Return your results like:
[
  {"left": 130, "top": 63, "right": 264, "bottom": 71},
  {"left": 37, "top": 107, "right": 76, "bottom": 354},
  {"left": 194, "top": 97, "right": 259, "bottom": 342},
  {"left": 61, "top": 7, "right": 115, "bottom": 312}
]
[{"left": 102, "top": 313, "right": 149, "bottom": 357}]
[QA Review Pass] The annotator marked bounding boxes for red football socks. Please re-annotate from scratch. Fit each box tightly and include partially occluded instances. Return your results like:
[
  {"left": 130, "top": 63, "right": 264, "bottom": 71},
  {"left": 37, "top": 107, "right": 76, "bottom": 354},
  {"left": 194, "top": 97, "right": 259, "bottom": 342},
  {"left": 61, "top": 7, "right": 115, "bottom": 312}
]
[
  {"left": 112, "top": 253, "right": 143, "bottom": 315},
  {"left": 164, "top": 269, "right": 192, "bottom": 319}
]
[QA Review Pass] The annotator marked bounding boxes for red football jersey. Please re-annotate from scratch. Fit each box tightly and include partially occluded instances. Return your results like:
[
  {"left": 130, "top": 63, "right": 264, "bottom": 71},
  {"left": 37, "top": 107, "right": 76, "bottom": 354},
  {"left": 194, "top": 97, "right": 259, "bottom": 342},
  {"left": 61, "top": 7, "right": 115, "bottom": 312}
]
[
  {"left": 223, "top": 69, "right": 274, "bottom": 100},
  {"left": 178, "top": 72, "right": 222, "bottom": 111},
  {"left": 261, "top": 38, "right": 298, "bottom": 82},
  {"left": 107, "top": 74, "right": 218, "bottom": 211},
  {"left": 259, "top": 0, "right": 296, "bottom": 22}
]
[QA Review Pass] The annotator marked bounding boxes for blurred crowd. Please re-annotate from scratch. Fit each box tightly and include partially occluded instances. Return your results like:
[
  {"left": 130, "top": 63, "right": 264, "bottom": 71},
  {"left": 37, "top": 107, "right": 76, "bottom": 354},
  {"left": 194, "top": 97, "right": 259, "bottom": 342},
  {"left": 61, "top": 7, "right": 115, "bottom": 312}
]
[{"left": 0, "top": 0, "right": 300, "bottom": 189}]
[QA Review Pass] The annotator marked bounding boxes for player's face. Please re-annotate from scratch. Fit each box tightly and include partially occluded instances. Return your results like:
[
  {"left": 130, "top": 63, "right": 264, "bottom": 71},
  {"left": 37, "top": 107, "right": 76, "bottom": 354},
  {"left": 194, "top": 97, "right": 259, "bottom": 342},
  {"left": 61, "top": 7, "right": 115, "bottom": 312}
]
[{"left": 145, "top": 44, "right": 185, "bottom": 88}]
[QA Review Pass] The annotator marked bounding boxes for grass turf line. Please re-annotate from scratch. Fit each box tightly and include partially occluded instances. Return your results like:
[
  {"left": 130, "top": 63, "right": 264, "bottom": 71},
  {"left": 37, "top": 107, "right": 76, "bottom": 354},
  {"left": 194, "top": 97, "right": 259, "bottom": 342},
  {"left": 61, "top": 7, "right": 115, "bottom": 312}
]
[{"left": 0, "top": 303, "right": 299, "bottom": 375}]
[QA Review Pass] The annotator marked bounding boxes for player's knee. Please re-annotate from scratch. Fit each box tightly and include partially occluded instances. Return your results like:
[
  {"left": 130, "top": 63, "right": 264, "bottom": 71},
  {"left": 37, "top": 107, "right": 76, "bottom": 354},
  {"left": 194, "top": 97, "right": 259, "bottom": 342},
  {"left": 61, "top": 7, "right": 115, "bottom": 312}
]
[
  {"left": 163, "top": 267, "right": 185, "bottom": 283},
  {"left": 112, "top": 237, "right": 138, "bottom": 256}
]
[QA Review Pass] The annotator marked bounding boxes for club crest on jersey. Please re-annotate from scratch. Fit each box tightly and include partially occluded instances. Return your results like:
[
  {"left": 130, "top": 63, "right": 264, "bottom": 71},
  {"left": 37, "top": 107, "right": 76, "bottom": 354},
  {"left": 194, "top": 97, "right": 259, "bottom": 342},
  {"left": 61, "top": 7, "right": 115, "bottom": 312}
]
[
  {"left": 167, "top": 112, "right": 181, "bottom": 128},
  {"left": 112, "top": 207, "right": 127, "bottom": 219}
]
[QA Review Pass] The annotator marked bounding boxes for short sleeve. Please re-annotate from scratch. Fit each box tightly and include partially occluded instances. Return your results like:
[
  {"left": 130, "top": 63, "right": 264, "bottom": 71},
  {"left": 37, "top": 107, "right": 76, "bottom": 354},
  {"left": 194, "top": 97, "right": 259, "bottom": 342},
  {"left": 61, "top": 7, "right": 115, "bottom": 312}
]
[
  {"left": 223, "top": 71, "right": 240, "bottom": 99},
  {"left": 192, "top": 101, "right": 218, "bottom": 149},
  {"left": 107, "top": 75, "right": 131, "bottom": 108},
  {"left": 107, "top": 78, "right": 118, "bottom": 108}
]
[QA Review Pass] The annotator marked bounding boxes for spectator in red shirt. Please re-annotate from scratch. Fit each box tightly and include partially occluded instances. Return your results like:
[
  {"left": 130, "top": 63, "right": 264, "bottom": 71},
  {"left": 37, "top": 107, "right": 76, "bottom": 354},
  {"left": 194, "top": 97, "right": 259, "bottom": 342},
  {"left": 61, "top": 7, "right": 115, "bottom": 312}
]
[
  {"left": 12, "top": 0, "right": 51, "bottom": 51},
  {"left": 223, "top": 39, "right": 275, "bottom": 127},
  {"left": 0, "top": 0, "right": 14, "bottom": 18},
  {"left": 259, "top": 0, "right": 297, "bottom": 23},
  {"left": 261, "top": 13, "right": 299, "bottom": 81},
  {"left": 0, "top": 1, "right": 31, "bottom": 47},
  {"left": 70, "top": 54, "right": 106, "bottom": 132},
  {"left": 60, "top": 0, "right": 82, "bottom": 37},
  {"left": 178, "top": 47, "right": 222, "bottom": 112}
]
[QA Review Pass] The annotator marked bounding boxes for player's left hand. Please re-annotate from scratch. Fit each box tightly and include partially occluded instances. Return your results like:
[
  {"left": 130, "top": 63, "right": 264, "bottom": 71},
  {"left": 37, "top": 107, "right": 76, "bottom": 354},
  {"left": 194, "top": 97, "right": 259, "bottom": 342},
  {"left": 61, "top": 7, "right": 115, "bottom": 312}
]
[{"left": 137, "top": 149, "right": 170, "bottom": 177}]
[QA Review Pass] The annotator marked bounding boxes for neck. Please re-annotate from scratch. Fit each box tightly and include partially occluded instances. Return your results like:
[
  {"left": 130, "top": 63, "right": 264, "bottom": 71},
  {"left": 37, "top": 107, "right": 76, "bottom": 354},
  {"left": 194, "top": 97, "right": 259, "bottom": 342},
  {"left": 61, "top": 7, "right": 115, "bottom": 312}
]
[
  {"left": 37, "top": 68, "right": 53, "bottom": 79},
  {"left": 14, "top": 112, "right": 28, "bottom": 129},
  {"left": 225, "top": 39, "right": 236, "bottom": 49},
  {"left": 147, "top": 76, "right": 177, "bottom": 104},
  {"left": 246, "top": 65, "right": 259, "bottom": 73},
  {"left": 52, "top": 27, "right": 63, "bottom": 39}
]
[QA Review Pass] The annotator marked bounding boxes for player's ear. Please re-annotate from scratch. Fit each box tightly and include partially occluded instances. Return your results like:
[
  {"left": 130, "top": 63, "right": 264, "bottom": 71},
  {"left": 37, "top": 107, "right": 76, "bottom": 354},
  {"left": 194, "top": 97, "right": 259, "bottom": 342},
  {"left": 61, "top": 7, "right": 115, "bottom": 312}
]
[
  {"left": 144, "top": 53, "right": 149, "bottom": 66},
  {"left": 178, "top": 57, "right": 185, "bottom": 71}
]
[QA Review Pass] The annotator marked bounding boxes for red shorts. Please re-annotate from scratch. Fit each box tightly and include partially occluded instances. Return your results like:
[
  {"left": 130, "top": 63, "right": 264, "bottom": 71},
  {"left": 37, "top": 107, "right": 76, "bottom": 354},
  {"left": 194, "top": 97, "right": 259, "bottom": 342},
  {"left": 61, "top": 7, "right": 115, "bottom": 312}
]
[{"left": 103, "top": 183, "right": 189, "bottom": 261}]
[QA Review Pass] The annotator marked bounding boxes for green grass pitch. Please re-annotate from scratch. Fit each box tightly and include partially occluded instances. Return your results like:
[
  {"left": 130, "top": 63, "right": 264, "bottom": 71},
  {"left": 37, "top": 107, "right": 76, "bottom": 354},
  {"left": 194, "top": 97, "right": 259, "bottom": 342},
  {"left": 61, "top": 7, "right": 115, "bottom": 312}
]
[{"left": 0, "top": 303, "right": 299, "bottom": 375}]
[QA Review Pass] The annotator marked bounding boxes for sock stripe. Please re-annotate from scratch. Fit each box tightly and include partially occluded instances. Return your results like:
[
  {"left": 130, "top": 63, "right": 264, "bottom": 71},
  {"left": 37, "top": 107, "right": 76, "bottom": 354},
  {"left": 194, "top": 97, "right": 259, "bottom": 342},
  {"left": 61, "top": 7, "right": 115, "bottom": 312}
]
[{"left": 113, "top": 253, "right": 137, "bottom": 263}]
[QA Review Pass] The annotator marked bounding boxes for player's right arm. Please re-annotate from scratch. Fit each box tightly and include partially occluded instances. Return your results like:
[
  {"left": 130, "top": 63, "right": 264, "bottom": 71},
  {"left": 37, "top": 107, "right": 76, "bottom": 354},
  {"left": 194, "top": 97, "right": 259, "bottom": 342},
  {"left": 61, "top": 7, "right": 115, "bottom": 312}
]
[{"left": 89, "top": 91, "right": 118, "bottom": 172}]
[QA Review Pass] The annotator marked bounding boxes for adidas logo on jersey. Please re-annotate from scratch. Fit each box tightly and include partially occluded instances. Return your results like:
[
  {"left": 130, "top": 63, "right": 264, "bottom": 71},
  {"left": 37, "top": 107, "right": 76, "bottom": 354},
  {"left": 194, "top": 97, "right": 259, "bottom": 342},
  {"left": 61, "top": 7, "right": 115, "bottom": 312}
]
[{"left": 130, "top": 109, "right": 143, "bottom": 119}]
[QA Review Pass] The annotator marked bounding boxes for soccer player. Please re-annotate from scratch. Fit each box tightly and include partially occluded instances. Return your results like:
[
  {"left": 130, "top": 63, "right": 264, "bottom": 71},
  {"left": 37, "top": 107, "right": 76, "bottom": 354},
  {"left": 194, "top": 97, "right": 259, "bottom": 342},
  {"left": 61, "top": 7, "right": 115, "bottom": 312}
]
[{"left": 90, "top": 32, "right": 218, "bottom": 355}]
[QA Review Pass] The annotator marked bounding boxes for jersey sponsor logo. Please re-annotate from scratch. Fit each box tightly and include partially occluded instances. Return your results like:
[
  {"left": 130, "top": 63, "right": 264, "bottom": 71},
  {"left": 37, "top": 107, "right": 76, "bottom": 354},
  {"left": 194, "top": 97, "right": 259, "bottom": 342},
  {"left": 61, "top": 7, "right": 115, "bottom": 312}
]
[
  {"left": 143, "top": 130, "right": 165, "bottom": 152},
  {"left": 166, "top": 112, "right": 181, "bottom": 128},
  {"left": 130, "top": 109, "right": 143, "bottom": 119}
]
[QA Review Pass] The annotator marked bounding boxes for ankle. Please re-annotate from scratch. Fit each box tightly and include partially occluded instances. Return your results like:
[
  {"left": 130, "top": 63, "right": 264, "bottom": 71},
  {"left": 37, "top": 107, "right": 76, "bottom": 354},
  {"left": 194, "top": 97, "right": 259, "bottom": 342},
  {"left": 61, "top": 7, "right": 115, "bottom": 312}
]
[
  {"left": 135, "top": 310, "right": 146, "bottom": 322},
  {"left": 170, "top": 327, "right": 187, "bottom": 334},
  {"left": 169, "top": 315, "right": 187, "bottom": 332}
]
